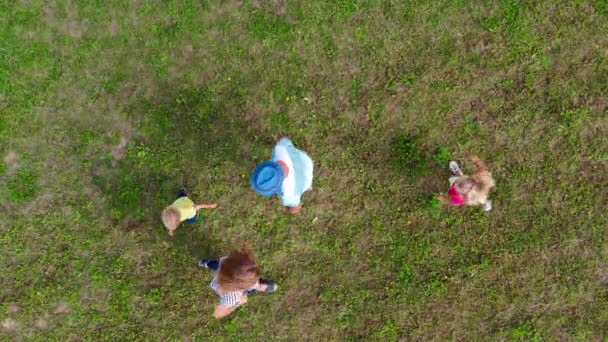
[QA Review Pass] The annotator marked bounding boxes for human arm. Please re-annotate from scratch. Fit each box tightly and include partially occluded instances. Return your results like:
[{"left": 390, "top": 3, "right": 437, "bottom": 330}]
[
  {"left": 213, "top": 295, "right": 247, "bottom": 319},
  {"left": 213, "top": 304, "right": 237, "bottom": 319},
  {"left": 194, "top": 203, "right": 218, "bottom": 210},
  {"left": 435, "top": 194, "right": 450, "bottom": 204}
]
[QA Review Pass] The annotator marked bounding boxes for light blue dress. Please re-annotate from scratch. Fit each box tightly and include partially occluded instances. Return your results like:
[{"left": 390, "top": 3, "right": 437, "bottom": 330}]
[{"left": 271, "top": 137, "right": 314, "bottom": 206}]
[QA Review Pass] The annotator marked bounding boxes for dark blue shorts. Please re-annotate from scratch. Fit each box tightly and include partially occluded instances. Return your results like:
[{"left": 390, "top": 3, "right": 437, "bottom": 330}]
[{"left": 185, "top": 211, "right": 198, "bottom": 224}]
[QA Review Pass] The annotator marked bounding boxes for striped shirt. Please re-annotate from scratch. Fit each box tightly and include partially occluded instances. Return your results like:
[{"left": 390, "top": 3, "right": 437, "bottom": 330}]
[
  {"left": 272, "top": 137, "right": 313, "bottom": 207},
  {"left": 209, "top": 258, "right": 258, "bottom": 307}
]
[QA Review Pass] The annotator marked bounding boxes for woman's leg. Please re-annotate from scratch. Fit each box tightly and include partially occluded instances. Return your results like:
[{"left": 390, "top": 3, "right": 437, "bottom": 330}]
[{"left": 198, "top": 259, "right": 219, "bottom": 270}]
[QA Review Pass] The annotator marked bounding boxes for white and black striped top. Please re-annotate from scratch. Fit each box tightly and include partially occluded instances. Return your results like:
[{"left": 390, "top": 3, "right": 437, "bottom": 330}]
[{"left": 209, "top": 258, "right": 257, "bottom": 307}]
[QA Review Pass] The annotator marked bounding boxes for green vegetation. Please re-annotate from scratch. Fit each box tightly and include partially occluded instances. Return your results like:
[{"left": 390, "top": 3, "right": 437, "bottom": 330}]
[{"left": 1, "top": 0, "right": 607, "bottom": 340}]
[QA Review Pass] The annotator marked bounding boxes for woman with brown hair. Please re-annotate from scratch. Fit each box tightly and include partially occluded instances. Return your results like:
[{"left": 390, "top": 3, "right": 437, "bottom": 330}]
[{"left": 198, "top": 246, "right": 277, "bottom": 318}]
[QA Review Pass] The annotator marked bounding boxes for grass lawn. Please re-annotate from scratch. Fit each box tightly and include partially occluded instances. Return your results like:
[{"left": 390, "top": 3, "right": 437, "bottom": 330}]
[{"left": 1, "top": 0, "right": 607, "bottom": 340}]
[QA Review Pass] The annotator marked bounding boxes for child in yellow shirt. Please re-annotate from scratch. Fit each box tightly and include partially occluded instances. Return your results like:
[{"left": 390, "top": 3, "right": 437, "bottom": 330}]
[{"left": 161, "top": 188, "right": 217, "bottom": 236}]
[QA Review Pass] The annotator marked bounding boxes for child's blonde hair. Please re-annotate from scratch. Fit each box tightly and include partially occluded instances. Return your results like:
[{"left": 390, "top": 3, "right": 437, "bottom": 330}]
[
  {"left": 161, "top": 207, "right": 180, "bottom": 234},
  {"left": 217, "top": 245, "right": 260, "bottom": 293},
  {"left": 459, "top": 172, "right": 495, "bottom": 205}
]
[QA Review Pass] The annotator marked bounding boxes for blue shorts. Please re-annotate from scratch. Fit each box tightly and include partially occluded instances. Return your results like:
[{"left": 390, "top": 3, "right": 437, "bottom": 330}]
[{"left": 185, "top": 211, "right": 198, "bottom": 224}]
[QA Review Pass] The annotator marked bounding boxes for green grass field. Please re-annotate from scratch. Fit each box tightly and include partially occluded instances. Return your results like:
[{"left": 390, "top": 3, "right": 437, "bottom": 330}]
[{"left": 1, "top": 0, "right": 607, "bottom": 340}]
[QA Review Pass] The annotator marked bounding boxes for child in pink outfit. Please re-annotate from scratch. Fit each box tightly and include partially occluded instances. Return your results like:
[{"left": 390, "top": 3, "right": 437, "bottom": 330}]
[
  {"left": 447, "top": 180, "right": 467, "bottom": 206},
  {"left": 437, "top": 156, "right": 495, "bottom": 211}
]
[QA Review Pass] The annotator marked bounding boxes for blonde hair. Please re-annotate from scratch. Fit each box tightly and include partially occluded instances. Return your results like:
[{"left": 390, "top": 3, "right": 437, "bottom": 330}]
[
  {"left": 161, "top": 207, "right": 180, "bottom": 232},
  {"left": 217, "top": 245, "right": 260, "bottom": 293},
  {"left": 464, "top": 172, "right": 495, "bottom": 205}
]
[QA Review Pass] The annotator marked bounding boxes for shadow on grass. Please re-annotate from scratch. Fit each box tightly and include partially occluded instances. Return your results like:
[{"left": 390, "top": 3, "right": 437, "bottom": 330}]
[
  {"left": 170, "top": 219, "right": 223, "bottom": 260},
  {"left": 388, "top": 133, "right": 449, "bottom": 196},
  {"left": 92, "top": 84, "right": 261, "bottom": 257}
]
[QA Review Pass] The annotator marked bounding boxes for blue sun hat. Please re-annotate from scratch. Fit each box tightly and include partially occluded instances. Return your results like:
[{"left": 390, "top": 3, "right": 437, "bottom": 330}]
[{"left": 251, "top": 161, "right": 284, "bottom": 197}]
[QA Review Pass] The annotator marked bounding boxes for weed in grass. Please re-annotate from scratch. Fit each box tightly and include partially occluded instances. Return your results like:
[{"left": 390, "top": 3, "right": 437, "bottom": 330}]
[
  {"left": 391, "top": 134, "right": 429, "bottom": 178},
  {"left": 426, "top": 196, "right": 443, "bottom": 219},
  {"left": 249, "top": 9, "right": 293, "bottom": 42},
  {"left": 597, "top": 0, "right": 608, "bottom": 15},
  {"left": 318, "top": 26, "right": 337, "bottom": 59},
  {"left": 7, "top": 168, "right": 38, "bottom": 202},
  {"left": 350, "top": 75, "right": 362, "bottom": 106},
  {"left": 270, "top": 111, "right": 289, "bottom": 131},
  {"left": 375, "top": 319, "right": 399, "bottom": 340},
  {"left": 144, "top": 288, "right": 162, "bottom": 305},
  {"left": 510, "top": 320, "right": 542, "bottom": 341},
  {"left": 0, "top": 160, "right": 7, "bottom": 175},
  {"left": 558, "top": 108, "right": 588, "bottom": 143},
  {"left": 401, "top": 72, "right": 416, "bottom": 87},
  {"left": 223, "top": 319, "right": 240, "bottom": 342},
  {"left": 397, "top": 262, "right": 414, "bottom": 285},
  {"left": 433, "top": 146, "right": 450, "bottom": 165},
  {"left": 503, "top": 0, "right": 521, "bottom": 33}
]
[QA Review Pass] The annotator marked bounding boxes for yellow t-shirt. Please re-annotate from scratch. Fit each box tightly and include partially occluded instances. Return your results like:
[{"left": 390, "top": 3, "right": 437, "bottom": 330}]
[{"left": 171, "top": 197, "right": 196, "bottom": 221}]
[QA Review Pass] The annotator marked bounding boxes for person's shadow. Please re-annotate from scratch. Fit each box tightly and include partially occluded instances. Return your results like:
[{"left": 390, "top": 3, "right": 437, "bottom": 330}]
[
  {"left": 92, "top": 84, "right": 267, "bottom": 259},
  {"left": 164, "top": 176, "right": 223, "bottom": 259}
]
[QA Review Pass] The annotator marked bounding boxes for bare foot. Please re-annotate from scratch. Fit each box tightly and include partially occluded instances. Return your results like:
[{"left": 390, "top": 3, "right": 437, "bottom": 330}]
[{"left": 285, "top": 206, "right": 301, "bottom": 214}]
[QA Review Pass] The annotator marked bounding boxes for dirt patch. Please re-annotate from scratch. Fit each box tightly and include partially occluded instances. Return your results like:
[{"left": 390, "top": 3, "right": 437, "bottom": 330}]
[
  {"left": 43, "top": 4, "right": 87, "bottom": 41},
  {"left": 182, "top": 44, "right": 194, "bottom": 64},
  {"left": 24, "top": 193, "right": 55, "bottom": 216},
  {"left": 595, "top": 267, "right": 608, "bottom": 290},
  {"left": 384, "top": 93, "right": 405, "bottom": 117},
  {"left": 121, "top": 216, "right": 146, "bottom": 232},
  {"left": 111, "top": 135, "right": 130, "bottom": 165},
  {"left": 108, "top": 19, "right": 120, "bottom": 36},
  {"left": 106, "top": 105, "right": 134, "bottom": 167},
  {"left": 208, "top": 0, "right": 243, "bottom": 18},
  {"left": 582, "top": 117, "right": 608, "bottom": 139},
  {"left": 1, "top": 319, "right": 17, "bottom": 332},
  {"left": 250, "top": 0, "right": 288, "bottom": 12},
  {"left": 142, "top": 274, "right": 164, "bottom": 291},
  {"left": 64, "top": 20, "right": 86, "bottom": 40},
  {"left": 577, "top": 160, "right": 607, "bottom": 185},
  {"left": 80, "top": 287, "right": 110, "bottom": 311},
  {"left": 7, "top": 303, "right": 20, "bottom": 314},
  {"left": 416, "top": 174, "right": 443, "bottom": 194},
  {"left": 271, "top": 0, "right": 288, "bottom": 15},
  {"left": 3, "top": 151, "right": 19, "bottom": 175},
  {"left": 34, "top": 317, "right": 48, "bottom": 330},
  {"left": 54, "top": 300, "right": 71, "bottom": 314},
  {"left": 243, "top": 103, "right": 268, "bottom": 132},
  {"left": 355, "top": 228, "right": 374, "bottom": 257},
  {"left": 383, "top": 87, "right": 411, "bottom": 131},
  {"left": 282, "top": 278, "right": 321, "bottom": 312}
]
